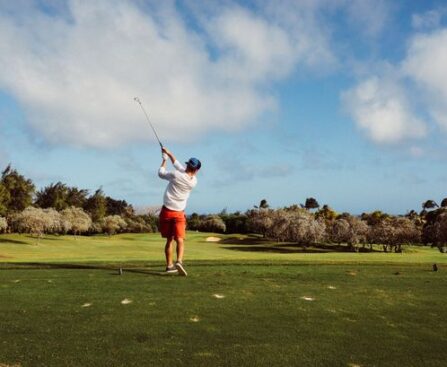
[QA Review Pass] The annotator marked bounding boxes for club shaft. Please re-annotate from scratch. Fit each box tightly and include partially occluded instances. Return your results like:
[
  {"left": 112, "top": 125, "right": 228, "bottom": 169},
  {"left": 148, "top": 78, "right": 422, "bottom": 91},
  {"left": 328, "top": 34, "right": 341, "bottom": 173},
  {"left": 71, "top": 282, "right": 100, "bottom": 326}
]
[{"left": 134, "top": 98, "right": 163, "bottom": 147}]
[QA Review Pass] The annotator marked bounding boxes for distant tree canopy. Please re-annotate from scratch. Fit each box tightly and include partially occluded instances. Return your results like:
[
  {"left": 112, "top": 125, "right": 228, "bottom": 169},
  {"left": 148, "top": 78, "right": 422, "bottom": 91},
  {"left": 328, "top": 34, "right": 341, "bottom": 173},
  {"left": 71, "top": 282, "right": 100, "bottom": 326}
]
[
  {"left": 304, "top": 197, "right": 319, "bottom": 210},
  {"left": 1, "top": 165, "right": 35, "bottom": 212},
  {"left": 84, "top": 188, "right": 107, "bottom": 222},
  {"left": 35, "top": 182, "right": 70, "bottom": 211},
  {"left": 422, "top": 200, "right": 438, "bottom": 210}
]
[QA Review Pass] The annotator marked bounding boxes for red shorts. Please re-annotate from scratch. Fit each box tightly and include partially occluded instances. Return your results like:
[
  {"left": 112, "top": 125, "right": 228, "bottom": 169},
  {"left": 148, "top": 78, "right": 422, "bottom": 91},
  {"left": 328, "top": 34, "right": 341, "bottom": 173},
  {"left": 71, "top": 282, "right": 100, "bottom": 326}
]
[{"left": 159, "top": 206, "right": 186, "bottom": 239}]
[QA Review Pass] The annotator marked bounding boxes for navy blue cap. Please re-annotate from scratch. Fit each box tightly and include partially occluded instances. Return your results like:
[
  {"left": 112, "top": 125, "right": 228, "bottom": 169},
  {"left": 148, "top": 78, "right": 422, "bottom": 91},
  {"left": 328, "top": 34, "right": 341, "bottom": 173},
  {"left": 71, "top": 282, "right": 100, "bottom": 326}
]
[{"left": 185, "top": 157, "right": 201, "bottom": 170}]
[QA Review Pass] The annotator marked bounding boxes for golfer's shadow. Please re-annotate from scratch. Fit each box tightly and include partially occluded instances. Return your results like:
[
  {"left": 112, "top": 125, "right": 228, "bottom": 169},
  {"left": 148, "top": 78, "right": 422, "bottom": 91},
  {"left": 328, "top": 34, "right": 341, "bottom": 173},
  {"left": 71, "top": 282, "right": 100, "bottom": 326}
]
[
  {"left": 117, "top": 268, "right": 172, "bottom": 276},
  {"left": 6, "top": 262, "right": 169, "bottom": 277}
]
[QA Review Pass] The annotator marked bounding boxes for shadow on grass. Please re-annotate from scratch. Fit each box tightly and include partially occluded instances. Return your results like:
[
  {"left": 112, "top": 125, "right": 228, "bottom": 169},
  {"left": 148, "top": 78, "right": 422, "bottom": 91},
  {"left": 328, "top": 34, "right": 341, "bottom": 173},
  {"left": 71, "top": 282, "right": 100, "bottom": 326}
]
[
  {"left": 0, "top": 238, "right": 29, "bottom": 245},
  {"left": 0, "top": 262, "right": 168, "bottom": 276},
  {"left": 221, "top": 236, "right": 380, "bottom": 254}
]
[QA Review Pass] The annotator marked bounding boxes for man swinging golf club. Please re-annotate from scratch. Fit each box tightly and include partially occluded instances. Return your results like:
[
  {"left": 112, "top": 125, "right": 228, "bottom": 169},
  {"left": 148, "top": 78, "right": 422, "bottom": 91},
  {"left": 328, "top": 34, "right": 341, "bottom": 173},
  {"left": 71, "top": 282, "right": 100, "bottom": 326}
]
[{"left": 158, "top": 147, "right": 201, "bottom": 276}]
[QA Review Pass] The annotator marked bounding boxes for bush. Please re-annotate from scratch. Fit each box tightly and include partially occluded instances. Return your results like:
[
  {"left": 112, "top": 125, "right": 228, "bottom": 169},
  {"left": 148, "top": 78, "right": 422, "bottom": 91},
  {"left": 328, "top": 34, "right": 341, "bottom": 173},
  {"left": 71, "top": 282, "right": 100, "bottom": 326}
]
[
  {"left": 0, "top": 216, "right": 7, "bottom": 233},
  {"left": 102, "top": 215, "right": 127, "bottom": 235},
  {"left": 14, "top": 207, "right": 48, "bottom": 240},
  {"left": 198, "top": 215, "right": 226, "bottom": 233},
  {"left": 61, "top": 207, "right": 92, "bottom": 235}
]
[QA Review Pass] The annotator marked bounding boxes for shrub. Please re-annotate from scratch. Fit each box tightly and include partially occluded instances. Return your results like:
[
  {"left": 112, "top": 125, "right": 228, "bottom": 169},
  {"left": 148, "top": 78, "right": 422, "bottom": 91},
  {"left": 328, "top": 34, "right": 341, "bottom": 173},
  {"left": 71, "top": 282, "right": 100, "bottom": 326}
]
[
  {"left": 102, "top": 215, "right": 127, "bottom": 235},
  {"left": 0, "top": 216, "right": 7, "bottom": 233},
  {"left": 198, "top": 215, "right": 226, "bottom": 233},
  {"left": 14, "top": 207, "right": 47, "bottom": 241},
  {"left": 61, "top": 207, "right": 92, "bottom": 235}
]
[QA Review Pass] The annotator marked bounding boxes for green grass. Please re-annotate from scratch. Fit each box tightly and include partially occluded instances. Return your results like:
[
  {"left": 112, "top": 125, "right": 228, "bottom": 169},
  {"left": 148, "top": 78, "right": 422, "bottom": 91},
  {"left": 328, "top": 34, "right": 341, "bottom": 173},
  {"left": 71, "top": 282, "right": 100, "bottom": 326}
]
[
  {"left": 1, "top": 232, "right": 446, "bottom": 264},
  {"left": 1, "top": 233, "right": 446, "bottom": 366}
]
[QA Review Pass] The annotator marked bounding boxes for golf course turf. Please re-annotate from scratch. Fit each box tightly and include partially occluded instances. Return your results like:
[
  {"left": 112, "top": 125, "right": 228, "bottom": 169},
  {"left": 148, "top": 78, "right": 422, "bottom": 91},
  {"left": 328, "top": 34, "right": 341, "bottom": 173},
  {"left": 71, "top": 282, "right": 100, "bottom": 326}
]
[{"left": 1, "top": 233, "right": 446, "bottom": 366}]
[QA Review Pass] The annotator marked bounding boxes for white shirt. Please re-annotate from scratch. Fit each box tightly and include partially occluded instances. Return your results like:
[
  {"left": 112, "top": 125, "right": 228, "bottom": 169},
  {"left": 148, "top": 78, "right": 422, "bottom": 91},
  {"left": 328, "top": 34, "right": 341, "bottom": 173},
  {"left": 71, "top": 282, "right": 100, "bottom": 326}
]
[{"left": 158, "top": 160, "right": 197, "bottom": 211}]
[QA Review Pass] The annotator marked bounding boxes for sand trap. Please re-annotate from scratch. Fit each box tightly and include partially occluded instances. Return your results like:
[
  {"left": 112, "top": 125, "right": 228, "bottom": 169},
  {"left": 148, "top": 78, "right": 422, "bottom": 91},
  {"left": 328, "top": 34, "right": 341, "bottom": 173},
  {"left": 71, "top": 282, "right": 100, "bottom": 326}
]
[
  {"left": 301, "top": 296, "right": 315, "bottom": 301},
  {"left": 346, "top": 271, "right": 357, "bottom": 276},
  {"left": 121, "top": 298, "right": 132, "bottom": 305},
  {"left": 206, "top": 237, "right": 221, "bottom": 242},
  {"left": 327, "top": 285, "right": 337, "bottom": 290},
  {"left": 190, "top": 316, "right": 200, "bottom": 322},
  {"left": 213, "top": 294, "right": 225, "bottom": 299},
  {"left": 12, "top": 280, "right": 20, "bottom": 283},
  {"left": 81, "top": 303, "right": 92, "bottom": 308}
]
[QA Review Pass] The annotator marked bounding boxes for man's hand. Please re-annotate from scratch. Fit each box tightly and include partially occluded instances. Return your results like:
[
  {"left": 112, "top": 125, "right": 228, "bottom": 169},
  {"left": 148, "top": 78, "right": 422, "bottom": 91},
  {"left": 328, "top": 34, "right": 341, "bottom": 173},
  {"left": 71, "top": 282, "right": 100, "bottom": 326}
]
[{"left": 161, "top": 147, "right": 176, "bottom": 164}]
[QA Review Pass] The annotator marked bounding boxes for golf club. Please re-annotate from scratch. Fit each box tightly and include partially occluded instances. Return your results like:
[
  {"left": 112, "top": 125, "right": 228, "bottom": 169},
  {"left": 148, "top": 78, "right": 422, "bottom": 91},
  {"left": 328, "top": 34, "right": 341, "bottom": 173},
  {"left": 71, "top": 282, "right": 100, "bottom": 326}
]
[{"left": 134, "top": 97, "right": 163, "bottom": 148}]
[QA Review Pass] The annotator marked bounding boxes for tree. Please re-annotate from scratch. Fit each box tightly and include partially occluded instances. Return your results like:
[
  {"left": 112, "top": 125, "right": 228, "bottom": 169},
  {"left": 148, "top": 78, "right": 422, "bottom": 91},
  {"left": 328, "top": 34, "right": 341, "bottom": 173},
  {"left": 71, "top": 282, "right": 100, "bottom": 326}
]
[
  {"left": 304, "top": 197, "right": 319, "bottom": 211},
  {"left": 200, "top": 215, "right": 226, "bottom": 233},
  {"left": 15, "top": 207, "right": 47, "bottom": 242},
  {"left": 105, "top": 197, "right": 134, "bottom": 216},
  {"left": 422, "top": 200, "right": 438, "bottom": 210},
  {"left": 102, "top": 215, "right": 127, "bottom": 235},
  {"left": 61, "top": 207, "right": 92, "bottom": 236},
  {"left": 0, "top": 216, "right": 7, "bottom": 233},
  {"left": 440, "top": 198, "right": 447, "bottom": 208},
  {"left": 1, "top": 165, "right": 35, "bottom": 212},
  {"left": 84, "top": 188, "right": 107, "bottom": 222},
  {"left": 35, "top": 182, "right": 69, "bottom": 210},
  {"left": 328, "top": 215, "right": 368, "bottom": 251},
  {"left": 0, "top": 183, "right": 8, "bottom": 216},
  {"left": 66, "top": 187, "right": 89, "bottom": 208},
  {"left": 315, "top": 205, "right": 337, "bottom": 221}
]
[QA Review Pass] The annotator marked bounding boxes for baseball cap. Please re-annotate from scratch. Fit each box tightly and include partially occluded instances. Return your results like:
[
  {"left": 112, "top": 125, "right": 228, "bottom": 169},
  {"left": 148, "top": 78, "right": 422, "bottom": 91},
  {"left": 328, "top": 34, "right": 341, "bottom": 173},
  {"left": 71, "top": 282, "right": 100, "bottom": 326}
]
[{"left": 185, "top": 157, "right": 201, "bottom": 170}]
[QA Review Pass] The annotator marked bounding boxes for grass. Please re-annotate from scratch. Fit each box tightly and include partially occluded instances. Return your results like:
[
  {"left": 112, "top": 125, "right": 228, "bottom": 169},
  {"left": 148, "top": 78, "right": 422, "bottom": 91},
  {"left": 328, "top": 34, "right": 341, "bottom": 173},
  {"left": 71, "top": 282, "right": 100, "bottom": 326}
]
[
  {"left": 1, "top": 233, "right": 446, "bottom": 366},
  {"left": 1, "top": 232, "right": 446, "bottom": 264}
]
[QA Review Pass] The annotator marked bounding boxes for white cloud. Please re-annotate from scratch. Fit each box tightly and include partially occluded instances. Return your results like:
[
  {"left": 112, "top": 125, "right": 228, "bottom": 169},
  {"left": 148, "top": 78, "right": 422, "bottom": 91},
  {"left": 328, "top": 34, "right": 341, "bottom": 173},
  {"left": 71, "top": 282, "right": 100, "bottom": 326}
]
[
  {"left": 0, "top": 0, "right": 334, "bottom": 148},
  {"left": 341, "top": 76, "right": 427, "bottom": 144},
  {"left": 402, "top": 29, "right": 447, "bottom": 131}
]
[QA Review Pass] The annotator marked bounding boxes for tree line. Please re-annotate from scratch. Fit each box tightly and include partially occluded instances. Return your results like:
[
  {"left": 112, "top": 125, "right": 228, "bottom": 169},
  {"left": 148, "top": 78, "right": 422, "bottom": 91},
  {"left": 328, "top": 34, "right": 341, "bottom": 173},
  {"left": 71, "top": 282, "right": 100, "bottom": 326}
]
[
  {"left": 0, "top": 165, "right": 157, "bottom": 238},
  {"left": 187, "top": 198, "right": 447, "bottom": 253},
  {"left": 0, "top": 165, "right": 446, "bottom": 252}
]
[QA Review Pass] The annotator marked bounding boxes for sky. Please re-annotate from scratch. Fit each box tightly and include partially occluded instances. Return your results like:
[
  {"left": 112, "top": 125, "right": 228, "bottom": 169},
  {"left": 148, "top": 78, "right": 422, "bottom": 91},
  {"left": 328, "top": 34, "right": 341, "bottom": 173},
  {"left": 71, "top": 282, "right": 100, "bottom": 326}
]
[{"left": 0, "top": 0, "right": 447, "bottom": 215}]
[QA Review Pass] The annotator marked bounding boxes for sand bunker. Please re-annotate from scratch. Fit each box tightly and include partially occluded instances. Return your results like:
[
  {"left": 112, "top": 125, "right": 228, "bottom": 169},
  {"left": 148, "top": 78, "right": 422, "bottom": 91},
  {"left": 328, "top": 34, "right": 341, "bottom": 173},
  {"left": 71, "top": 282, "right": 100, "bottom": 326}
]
[
  {"left": 206, "top": 237, "right": 221, "bottom": 242},
  {"left": 81, "top": 303, "right": 92, "bottom": 308},
  {"left": 213, "top": 294, "right": 225, "bottom": 299},
  {"left": 190, "top": 316, "right": 200, "bottom": 322},
  {"left": 121, "top": 298, "right": 132, "bottom": 305}
]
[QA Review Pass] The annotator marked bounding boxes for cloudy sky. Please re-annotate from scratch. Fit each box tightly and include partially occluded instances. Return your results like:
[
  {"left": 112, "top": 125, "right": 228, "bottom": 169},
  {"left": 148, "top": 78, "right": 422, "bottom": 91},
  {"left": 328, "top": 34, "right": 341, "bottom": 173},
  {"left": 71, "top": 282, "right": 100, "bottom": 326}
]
[{"left": 1, "top": 0, "right": 446, "bottom": 214}]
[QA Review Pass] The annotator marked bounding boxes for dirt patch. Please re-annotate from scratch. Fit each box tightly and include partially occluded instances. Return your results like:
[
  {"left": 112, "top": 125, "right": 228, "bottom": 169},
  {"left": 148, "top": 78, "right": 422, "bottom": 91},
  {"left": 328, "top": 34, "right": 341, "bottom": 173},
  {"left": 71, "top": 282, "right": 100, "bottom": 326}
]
[
  {"left": 0, "top": 254, "right": 12, "bottom": 259},
  {"left": 206, "top": 237, "right": 221, "bottom": 242}
]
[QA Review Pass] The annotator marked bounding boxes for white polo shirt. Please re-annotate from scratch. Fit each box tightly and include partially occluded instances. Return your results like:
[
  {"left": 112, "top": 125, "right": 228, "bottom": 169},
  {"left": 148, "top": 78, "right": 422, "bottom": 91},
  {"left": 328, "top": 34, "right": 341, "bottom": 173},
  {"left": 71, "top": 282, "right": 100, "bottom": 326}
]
[{"left": 158, "top": 160, "right": 197, "bottom": 211}]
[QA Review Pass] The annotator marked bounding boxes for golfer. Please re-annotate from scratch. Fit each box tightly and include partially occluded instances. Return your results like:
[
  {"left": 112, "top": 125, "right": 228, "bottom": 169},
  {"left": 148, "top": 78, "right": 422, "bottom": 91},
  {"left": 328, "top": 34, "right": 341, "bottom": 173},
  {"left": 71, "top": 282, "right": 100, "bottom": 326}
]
[{"left": 158, "top": 147, "right": 201, "bottom": 276}]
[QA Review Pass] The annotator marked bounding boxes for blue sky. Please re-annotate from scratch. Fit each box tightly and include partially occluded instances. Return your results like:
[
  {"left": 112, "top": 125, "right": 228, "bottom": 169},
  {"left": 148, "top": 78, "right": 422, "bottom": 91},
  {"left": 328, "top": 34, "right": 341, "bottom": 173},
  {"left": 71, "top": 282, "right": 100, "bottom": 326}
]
[{"left": 0, "top": 0, "right": 446, "bottom": 214}]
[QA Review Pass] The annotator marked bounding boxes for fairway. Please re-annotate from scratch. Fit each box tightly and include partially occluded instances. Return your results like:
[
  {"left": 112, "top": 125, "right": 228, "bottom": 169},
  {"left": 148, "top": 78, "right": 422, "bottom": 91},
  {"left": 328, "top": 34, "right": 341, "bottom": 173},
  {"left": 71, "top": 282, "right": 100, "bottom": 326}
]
[{"left": 1, "top": 233, "right": 446, "bottom": 367}]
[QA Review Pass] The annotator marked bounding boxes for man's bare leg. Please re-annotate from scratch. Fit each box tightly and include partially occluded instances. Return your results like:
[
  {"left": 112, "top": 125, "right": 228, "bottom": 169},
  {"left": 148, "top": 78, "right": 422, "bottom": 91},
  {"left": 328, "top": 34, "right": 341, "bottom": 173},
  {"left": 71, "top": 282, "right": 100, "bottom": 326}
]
[
  {"left": 175, "top": 237, "right": 187, "bottom": 276},
  {"left": 165, "top": 237, "right": 174, "bottom": 267},
  {"left": 176, "top": 237, "right": 184, "bottom": 263}
]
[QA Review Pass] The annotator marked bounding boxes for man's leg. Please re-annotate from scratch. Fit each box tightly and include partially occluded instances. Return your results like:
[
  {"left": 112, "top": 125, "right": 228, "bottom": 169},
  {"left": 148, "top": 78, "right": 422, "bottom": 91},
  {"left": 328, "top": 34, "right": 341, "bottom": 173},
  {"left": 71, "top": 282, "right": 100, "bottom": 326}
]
[
  {"left": 165, "top": 236, "right": 174, "bottom": 266},
  {"left": 175, "top": 237, "right": 187, "bottom": 276},
  {"left": 175, "top": 237, "right": 184, "bottom": 263}
]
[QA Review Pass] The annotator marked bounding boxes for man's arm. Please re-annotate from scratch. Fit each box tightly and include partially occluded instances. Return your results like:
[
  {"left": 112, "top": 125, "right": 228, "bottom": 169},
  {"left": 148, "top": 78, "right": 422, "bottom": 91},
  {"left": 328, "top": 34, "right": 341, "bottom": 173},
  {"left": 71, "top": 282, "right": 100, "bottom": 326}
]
[
  {"left": 162, "top": 147, "right": 185, "bottom": 172},
  {"left": 158, "top": 153, "right": 174, "bottom": 180}
]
